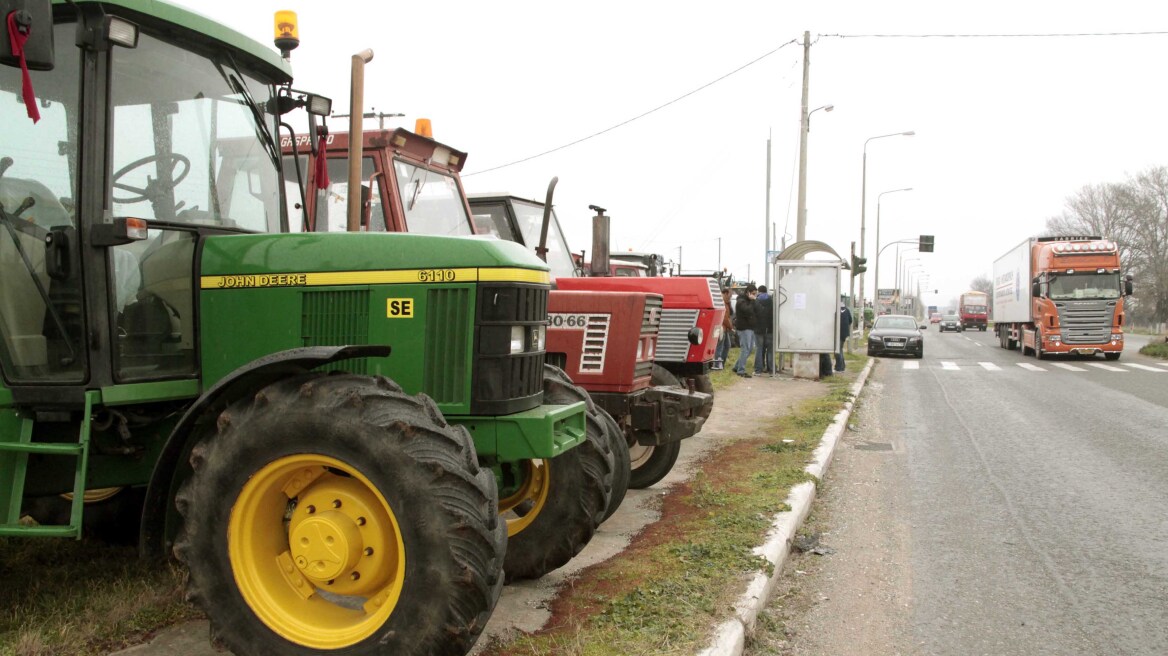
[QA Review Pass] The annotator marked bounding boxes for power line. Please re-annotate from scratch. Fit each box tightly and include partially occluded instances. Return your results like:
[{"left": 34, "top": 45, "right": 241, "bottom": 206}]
[
  {"left": 822, "top": 31, "right": 1168, "bottom": 39},
  {"left": 464, "top": 39, "right": 799, "bottom": 177}
]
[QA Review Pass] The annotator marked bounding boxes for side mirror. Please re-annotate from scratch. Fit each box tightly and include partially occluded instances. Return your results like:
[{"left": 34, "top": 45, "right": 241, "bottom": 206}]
[
  {"left": 1124, "top": 274, "right": 1134, "bottom": 297},
  {"left": 0, "top": 0, "right": 54, "bottom": 71},
  {"left": 1032, "top": 281, "right": 1041, "bottom": 298},
  {"left": 919, "top": 325, "right": 928, "bottom": 330}
]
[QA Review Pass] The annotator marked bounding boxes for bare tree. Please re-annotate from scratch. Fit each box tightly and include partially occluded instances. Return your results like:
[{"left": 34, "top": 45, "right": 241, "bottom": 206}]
[{"left": 969, "top": 274, "right": 994, "bottom": 314}]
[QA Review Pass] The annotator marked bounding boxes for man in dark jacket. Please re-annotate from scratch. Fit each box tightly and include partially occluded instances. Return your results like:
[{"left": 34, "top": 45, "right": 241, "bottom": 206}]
[
  {"left": 836, "top": 301, "right": 853, "bottom": 372},
  {"left": 753, "top": 286, "right": 774, "bottom": 374},
  {"left": 733, "top": 284, "right": 759, "bottom": 376}
]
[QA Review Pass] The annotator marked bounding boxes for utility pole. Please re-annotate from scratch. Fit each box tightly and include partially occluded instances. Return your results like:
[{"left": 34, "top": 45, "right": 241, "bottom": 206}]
[
  {"left": 764, "top": 133, "right": 772, "bottom": 289},
  {"left": 796, "top": 30, "right": 810, "bottom": 243}
]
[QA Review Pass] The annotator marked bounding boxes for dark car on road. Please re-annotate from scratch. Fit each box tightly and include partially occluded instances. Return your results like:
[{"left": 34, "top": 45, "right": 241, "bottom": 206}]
[
  {"left": 867, "top": 314, "right": 925, "bottom": 358},
  {"left": 938, "top": 314, "right": 963, "bottom": 333}
]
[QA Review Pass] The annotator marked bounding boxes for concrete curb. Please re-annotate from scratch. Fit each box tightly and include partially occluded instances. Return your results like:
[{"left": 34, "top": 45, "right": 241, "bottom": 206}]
[{"left": 699, "top": 358, "right": 875, "bottom": 656}]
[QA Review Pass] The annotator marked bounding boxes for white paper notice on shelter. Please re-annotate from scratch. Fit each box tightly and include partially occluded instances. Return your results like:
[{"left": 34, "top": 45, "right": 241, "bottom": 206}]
[{"left": 793, "top": 293, "right": 807, "bottom": 310}]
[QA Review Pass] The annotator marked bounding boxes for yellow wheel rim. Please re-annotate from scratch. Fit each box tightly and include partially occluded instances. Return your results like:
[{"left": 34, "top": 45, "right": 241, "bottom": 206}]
[
  {"left": 228, "top": 454, "right": 405, "bottom": 649},
  {"left": 498, "top": 459, "right": 551, "bottom": 537},
  {"left": 61, "top": 486, "right": 124, "bottom": 503}
]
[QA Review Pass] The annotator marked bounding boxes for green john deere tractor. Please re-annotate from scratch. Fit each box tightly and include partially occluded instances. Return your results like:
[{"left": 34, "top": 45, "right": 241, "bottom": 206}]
[{"left": 0, "top": 2, "right": 608, "bottom": 654}]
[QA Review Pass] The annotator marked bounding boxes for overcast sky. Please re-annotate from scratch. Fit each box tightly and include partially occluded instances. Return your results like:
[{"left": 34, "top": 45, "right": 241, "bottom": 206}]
[{"left": 179, "top": 0, "right": 1168, "bottom": 310}]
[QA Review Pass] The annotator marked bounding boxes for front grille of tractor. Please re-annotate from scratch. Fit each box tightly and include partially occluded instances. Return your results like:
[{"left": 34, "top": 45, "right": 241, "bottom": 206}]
[
  {"left": 657, "top": 309, "right": 699, "bottom": 362},
  {"left": 423, "top": 287, "right": 470, "bottom": 404}
]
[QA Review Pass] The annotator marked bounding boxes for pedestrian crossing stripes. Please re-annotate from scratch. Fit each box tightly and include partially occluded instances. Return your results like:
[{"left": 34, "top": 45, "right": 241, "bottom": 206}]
[
  {"left": 1123, "top": 362, "right": 1166, "bottom": 372},
  {"left": 892, "top": 359, "right": 1168, "bottom": 373},
  {"left": 1086, "top": 363, "right": 1126, "bottom": 372}
]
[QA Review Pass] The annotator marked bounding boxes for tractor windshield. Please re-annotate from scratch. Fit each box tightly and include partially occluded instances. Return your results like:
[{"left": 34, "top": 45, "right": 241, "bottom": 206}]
[
  {"left": 508, "top": 200, "right": 576, "bottom": 280},
  {"left": 109, "top": 32, "right": 282, "bottom": 232}
]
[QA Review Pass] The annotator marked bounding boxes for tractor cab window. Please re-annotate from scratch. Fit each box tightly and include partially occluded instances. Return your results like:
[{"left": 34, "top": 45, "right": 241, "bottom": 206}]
[
  {"left": 300, "top": 155, "right": 382, "bottom": 233},
  {"left": 0, "top": 21, "right": 86, "bottom": 383},
  {"left": 508, "top": 200, "right": 575, "bottom": 280},
  {"left": 107, "top": 32, "right": 281, "bottom": 381},
  {"left": 393, "top": 159, "right": 472, "bottom": 237},
  {"left": 470, "top": 202, "right": 518, "bottom": 241},
  {"left": 109, "top": 32, "right": 281, "bottom": 232}
]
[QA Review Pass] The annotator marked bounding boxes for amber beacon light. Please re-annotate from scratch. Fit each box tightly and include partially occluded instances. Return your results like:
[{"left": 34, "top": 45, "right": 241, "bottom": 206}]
[{"left": 274, "top": 10, "right": 300, "bottom": 58}]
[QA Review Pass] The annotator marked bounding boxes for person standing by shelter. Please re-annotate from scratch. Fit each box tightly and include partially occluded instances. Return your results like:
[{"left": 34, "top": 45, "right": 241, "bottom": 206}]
[
  {"left": 754, "top": 285, "right": 774, "bottom": 375},
  {"left": 836, "top": 300, "right": 853, "bottom": 372},
  {"left": 733, "top": 284, "right": 759, "bottom": 377}
]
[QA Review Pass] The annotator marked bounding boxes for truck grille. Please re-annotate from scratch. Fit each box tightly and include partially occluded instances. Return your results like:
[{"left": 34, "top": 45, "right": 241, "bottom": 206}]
[
  {"left": 657, "top": 309, "right": 698, "bottom": 362},
  {"left": 1056, "top": 300, "right": 1114, "bottom": 344}
]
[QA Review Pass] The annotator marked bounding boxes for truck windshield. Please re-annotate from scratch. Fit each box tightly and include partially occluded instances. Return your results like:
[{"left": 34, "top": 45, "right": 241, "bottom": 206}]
[
  {"left": 1048, "top": 272, "right": 1121, "bottom": 300},
  {"left": 962, "top": 305, "right": 987, "bottom": 314},
  {"left": 509, "top": 200, "right": 576, "bottom": 280}
]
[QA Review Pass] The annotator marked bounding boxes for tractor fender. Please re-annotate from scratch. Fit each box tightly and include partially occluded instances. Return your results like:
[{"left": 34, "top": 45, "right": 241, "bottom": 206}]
[{"left": 138, "top": 345, "right": 391, "bottom": 557}]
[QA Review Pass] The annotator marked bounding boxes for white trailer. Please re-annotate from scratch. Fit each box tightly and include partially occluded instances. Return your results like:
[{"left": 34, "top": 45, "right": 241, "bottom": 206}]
[{"left": 992, "top": 239, "right": 1033, "bottom": 324}]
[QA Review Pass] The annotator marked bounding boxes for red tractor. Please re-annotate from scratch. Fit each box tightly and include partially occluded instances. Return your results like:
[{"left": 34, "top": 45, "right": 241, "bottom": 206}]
[{"left": 281, "top": 126, "right": 710, "bottom": 489}]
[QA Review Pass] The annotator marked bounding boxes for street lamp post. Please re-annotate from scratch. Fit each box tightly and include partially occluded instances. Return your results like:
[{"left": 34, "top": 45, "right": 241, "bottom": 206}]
[
  {"left": 796, "top": 103, "right": 834, "bottom": 242},
  {"left": 874, "top": 187, "right": 912, "bottom": 308},
  {"left": 858, "top": 130, "right": 914, "bottom": 324},
  {"left": 899, "top": 258, "right": 920, "bottom": 312}
]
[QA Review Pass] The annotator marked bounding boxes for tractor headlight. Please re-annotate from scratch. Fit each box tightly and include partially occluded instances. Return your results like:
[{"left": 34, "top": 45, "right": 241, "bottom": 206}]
[
  {"left": 688, "top": 327, "right": 703, "bottom": 345},
  {"left": 713, "top": 326, "right": 723, "bottom": 343},
  {"left": 509, "top": 325, "right": 526, "bottom": 354},
  {"left": 637, "top": 341, "right": 644, "bottom": 360}
]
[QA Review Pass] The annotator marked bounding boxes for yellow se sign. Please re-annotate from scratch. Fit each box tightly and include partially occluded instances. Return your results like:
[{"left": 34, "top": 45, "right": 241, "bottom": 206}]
[{"left": 386, "top": 298, "right": 414, "bottom": 318}]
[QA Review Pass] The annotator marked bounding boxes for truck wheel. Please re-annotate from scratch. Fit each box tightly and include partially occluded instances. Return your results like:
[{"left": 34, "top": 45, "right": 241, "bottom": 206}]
[
  {"left": 497, "top": 365, "right": 613, "bottom": 582},
  {"left": 174, "top": 373, "right": 505, "bottom": 656},
  {"left": 1035, "top": 328, "right": 1045, "bottom": 359}
]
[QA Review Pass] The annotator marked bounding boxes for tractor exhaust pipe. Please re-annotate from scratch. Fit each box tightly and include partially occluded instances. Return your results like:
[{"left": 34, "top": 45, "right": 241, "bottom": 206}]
[
  {"left": 535, "top": 176, "right": 558, "bottom": 263},
  {"left": 589, "top": 204, "right": 610, "bottom": 277},
  {"left": 347, "top": 48, "right": 374, "bottom": 233}
]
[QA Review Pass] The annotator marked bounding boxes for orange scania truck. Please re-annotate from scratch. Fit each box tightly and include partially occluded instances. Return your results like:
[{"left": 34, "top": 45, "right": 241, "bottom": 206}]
[{"left": 992, "top": 236, "right": 1133, "bottom": 359}]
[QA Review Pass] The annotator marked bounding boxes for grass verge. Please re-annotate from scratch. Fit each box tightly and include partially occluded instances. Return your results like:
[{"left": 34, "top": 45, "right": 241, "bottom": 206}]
[
  {"left": 0, "top": 538, "right": 200, "bottom": 655},
  {"left": 478, "top": 355, "right": 866, "bottom": 656},
  {"left": 1139, "top": 340, "right": 1168, "bottom": 359}
]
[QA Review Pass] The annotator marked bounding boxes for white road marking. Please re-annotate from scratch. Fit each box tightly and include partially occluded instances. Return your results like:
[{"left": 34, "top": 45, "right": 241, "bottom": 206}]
[
  {"left": 1016, "top": 363, "right": 1046, "bottom": 372},
  {"left": 1051, "top": 362, "right": 1087, "bottom": 372},
  {"left": 978, "top": 362, "right": 1001, "bottom": 371},
  {"left": 1085, "top": 362, "right": 1126, "bottom": 372},
  {"left": 1123, "top": 363, "right": 1166, "bottom": 372},
  {"left": 903, "top": 361, "right": 920, "bottom": 369},
  {"left": 941, "top": 361, "right": 960, "bottom": 370}
]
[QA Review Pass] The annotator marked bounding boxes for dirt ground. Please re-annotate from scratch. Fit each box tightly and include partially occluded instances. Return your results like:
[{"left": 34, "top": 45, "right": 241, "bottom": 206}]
[{"left": 746, "top": 373, "right": 915, "bottom": 656}]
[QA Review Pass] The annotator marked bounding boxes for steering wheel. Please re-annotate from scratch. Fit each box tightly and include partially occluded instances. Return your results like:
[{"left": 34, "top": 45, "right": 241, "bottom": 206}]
[{"left": 111, "top": 154, "right": 191, "bottom": 204}]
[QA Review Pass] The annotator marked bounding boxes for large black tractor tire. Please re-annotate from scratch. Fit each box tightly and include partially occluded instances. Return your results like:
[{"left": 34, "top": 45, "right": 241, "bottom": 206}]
[
  {"left": 596, "top": 407, "right": 630, "bottom": 522},
  {"left": 174, "top": 373, "right": 505, "bottom": 656},
  {"left": 498, "top": 365, "right": 614, "bottom": 582}
]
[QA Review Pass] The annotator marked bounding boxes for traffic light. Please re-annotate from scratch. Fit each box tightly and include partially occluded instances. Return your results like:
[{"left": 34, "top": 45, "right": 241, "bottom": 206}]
[
  {"left": 919, "top": 235, "right": 935, "bottom": 252},
  {"left": 851, "top": 254, "right": 868, "bottom": 275}
]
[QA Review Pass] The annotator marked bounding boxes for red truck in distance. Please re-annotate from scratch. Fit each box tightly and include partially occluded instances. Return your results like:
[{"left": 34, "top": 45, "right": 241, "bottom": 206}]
[{"left": 958, "top": 291, "right": 989, "bottom": 331}]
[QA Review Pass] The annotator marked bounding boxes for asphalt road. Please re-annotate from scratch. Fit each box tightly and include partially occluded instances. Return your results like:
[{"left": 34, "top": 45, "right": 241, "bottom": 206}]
[{"left": 881, "top": 326, "right": 1168, "bottom": 655}]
